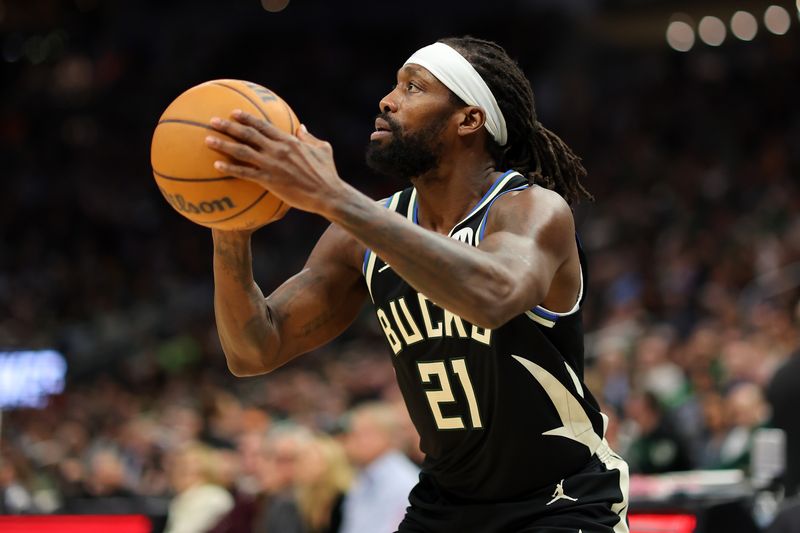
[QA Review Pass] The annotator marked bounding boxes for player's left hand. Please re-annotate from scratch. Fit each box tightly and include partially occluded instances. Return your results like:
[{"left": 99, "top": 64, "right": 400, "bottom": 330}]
[{"left": 205, "top": 110, "right": 349, "bottom": 216}]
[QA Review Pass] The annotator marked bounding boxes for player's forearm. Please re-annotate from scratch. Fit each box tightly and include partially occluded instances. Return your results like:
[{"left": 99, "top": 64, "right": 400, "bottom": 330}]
[
  {"left": 212, "top": 230, "right": 280, "bottom": 376},
  {"left": 325, "top": 186, "right": 518, "bottom": 328}
]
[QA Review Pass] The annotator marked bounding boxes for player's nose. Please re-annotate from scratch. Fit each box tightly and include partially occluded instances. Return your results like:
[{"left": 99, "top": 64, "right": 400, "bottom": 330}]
[{"left": 379, "top": 91, "right": 398, "bottom": 114}]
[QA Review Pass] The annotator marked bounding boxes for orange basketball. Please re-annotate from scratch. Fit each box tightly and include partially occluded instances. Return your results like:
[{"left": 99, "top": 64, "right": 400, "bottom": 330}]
[{"left": 150, "top": 79, "right": 298, "bottom": 230}]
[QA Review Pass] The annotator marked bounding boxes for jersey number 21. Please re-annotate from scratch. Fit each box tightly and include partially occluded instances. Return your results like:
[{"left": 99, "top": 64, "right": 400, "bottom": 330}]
[{"left": 417, "top": 358, "right": 483, "bottom": 430}]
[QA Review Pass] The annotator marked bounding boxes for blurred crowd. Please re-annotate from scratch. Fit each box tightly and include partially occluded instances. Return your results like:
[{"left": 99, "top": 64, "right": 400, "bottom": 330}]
[
  {"left": 1, "top": 349, "right": 423, "bottom": 533},
  {"left": 2, "top": 0, "right": 800, "bottom": 530}
]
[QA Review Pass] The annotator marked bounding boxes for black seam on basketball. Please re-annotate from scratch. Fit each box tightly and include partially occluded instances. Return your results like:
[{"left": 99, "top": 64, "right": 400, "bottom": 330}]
[
  {"left": 267, "top": 195, "right": 284, "bottom": 220},
  {"left": 157, "top": 118, "right": 216, "bottom": 130},
  {"left": 206, "top": 189, "right": 269, "bottom": 223},
  {"left": 210, "top": 82, "right": 271, "bottom": 123},
  {"left": 153, "top": 170, "right": 237, "bottom": 182}
]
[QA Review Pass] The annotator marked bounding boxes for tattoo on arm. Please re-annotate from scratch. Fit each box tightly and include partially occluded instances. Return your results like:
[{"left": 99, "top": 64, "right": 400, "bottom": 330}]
[
  {"left": 269, "top": 270, "right": 340, "bottom": 338},
  {"left": 243, "top": 310, "right": 270, "bottom": 353},
  {"left": 298, "top": 307, "right": 337, "bottom": 337},
  {"left": 214, "top": 238, "right": 254, "bottom": 289}
]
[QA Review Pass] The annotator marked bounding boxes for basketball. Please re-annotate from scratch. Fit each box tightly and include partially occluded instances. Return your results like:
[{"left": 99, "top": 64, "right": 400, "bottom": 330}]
[{"left": 150, "top": 79, "right": 299, "bottom": 230}]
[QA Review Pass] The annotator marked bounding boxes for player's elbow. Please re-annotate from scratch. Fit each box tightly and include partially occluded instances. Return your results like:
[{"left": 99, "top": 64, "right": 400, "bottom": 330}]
[
  {"left": 473, "top": 302, "right": 518, "bottom": 330},
  {"left": 475, "top": 276, "right": 545, "bottom": 329},
  {"left": 470, "top": 312, "right": 506, "bottom": 330},
  {"left": 471, "top": 291, "right": 517, "bottom": 330},
  {"left": 226, "top": 360, "right": 260, "bottom": 378},
  {"left": 223, "top": 348, "right": 274, "bottom": 377}
]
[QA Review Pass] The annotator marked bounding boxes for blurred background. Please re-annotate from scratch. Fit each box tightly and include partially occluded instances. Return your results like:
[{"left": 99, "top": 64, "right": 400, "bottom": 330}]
[{"left": 1, "top": 0, "right": 799, "bottom": 532}]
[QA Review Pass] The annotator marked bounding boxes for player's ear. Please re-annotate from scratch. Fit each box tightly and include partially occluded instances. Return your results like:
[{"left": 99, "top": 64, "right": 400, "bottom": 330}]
[{"left": 457, "top": 106, "right": 486, "bottom": 138}]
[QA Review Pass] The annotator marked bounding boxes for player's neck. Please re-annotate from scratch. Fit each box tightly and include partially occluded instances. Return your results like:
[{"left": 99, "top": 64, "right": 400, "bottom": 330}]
[{"left": 411, "top": 157, "right": 499, "bottom": 234}]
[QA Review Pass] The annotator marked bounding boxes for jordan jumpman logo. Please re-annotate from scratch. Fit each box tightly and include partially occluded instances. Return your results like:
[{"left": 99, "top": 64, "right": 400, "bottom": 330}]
[{"left": 546, "top": 479, "right": 578, "bottom": 505}]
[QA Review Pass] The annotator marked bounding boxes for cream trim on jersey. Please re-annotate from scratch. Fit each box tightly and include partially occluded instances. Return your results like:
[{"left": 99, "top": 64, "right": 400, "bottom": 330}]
[
  {"left": 595, "top": 439, "right": 631, "bottom": 533},
  {"left": 536, "top": 262, "right": 584, "bottom": 317},
  {"left": 406, "top": 188, "right": 417, "bottom": 221},
  {"left": 474, "top": 184, "right": 530, "bottom": 246},
  {"left": 524, "top": 263, "right": 584, "bottom": 329},
  {"left": 564, "top": 359, "right": 610, "bottom": 435},
  {"left": 563, "top": 361, "right": 584, "bottom": 399},
  {"left": 364, "top": 192, "right": 402, "bottom": 300},
  {"left": 524, "top": 310, "right": 556, "bottom": 328},
  {"left": 404, "top": 171, "right": 520, "bottom": 237},
  {"left": 511, "top": 354, "right": 602, "bottom": 454},
  {"left": 447, "top": 171, "right": 520, "bottom": 237}
]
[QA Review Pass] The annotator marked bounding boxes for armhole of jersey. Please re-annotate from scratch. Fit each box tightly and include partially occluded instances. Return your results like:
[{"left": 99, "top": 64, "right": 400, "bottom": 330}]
[
  {"left": 525, "top": 235, "right": 585, "bottom": 328},
  {"left": 363, "top": 192, "right": 402, "bottom": 300},
  {"left": 474, "top": 182, "right": 585, "bottom": 329}
]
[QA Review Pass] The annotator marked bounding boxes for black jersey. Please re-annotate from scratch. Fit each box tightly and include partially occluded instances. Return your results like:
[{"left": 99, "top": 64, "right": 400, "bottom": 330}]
[{"left": 362, "top": 170, "right": 609, "bottom": 501}]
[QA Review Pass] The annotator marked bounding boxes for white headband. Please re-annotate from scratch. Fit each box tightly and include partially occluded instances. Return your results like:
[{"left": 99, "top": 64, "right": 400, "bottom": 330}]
[{"left": 404, "top": 42, "right": 508, "bottom": 146}]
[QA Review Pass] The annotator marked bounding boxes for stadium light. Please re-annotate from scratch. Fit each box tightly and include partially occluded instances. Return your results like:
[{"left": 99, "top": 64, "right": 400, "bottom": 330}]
[
  {"left": 261, "top": 0, "right": 290, "bottom": 12},
  {"left": 0, "top": 350, "right": 66, "bottom": 409},
  {"left": 731, "top": 11, "right": 759, "bottom": 41},
  {"left": 698, "top": 16, "right": 726, "bottom": 46},
  {"left": 764, "top": 5, "right": 791, "bottom": 35},
  {"left": 666, "top": 20, "right": 695, "bottom": 52}
]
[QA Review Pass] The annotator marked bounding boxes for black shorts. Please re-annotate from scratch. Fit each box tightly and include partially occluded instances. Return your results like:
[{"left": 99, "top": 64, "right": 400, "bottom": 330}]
[{"left": 397, "top": 442, "right": 629, "bottom": 533}]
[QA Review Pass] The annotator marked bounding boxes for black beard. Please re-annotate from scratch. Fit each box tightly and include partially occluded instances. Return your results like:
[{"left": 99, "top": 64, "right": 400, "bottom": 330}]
[{"left": 365, "top": 112, "right": 448, "bottom": 181}]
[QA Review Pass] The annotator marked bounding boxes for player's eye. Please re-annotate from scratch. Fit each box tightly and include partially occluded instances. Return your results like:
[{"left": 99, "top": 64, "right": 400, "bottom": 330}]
[{"left": 391, "top": 81, "right": 421, "bottom": 93}]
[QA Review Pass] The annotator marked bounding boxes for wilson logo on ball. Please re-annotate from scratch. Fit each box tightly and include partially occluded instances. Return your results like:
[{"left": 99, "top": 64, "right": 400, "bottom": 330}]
[
  {"left": 160, "top": 188, "right": 235, "bottom": 215},
  {"left": 244, "top": 82, "right": 279, "bottom": 104}
]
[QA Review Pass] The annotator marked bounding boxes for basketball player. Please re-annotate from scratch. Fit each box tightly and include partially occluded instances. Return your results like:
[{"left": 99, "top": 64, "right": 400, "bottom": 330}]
[{"left": 205, "top": 37, "right": 629, "bottom": 532}]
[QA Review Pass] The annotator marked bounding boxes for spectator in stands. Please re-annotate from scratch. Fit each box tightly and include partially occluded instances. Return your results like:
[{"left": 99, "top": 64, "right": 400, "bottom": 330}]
[
  {"left": 208, "top": 431, "right": 266, "bottom": 533},
  {"left": 296, "top": 434, "right": 352, "bottom": 533},
  {"left": 200, "top": 391, "right": 245, "bottom": 449},
  {"left": 623, "top": 390, "right": 693, "bottom": 474},
  {"left": 696, "top": 392, "right": 730, "bottom": 469},
  {"left": 164, "top": 444, "right": 234, "bottom": 533},
  {"left": 82, "top": 449, "right": 135, "bottom": 498},
  {"left": 713, "top": 382, "right": 769, "bottom": 471},
  {"left": 594, "top": 335, "right": 630, "bottom": 415},
  {"left": 253, "top": 425, "right": 309, "bottom": 533},
  {"left": 56, "top": 456, "right": 86, "bottom": 501},
  {"left": 340, "top": 402, "right": 419, "bottom": 533},
  {"left": 0, "top": 457, "right": 35, "bottom": 514}
]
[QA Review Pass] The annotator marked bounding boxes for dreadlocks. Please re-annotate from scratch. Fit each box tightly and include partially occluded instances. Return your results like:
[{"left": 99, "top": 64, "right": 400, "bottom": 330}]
[{"left": 439, "top": 36, "right": 593, "bottom": 205}]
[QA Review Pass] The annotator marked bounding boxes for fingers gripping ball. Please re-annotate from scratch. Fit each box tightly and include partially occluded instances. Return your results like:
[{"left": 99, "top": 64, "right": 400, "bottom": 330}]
[{"left": 151, "top": 80, "right": 299, "bottom": 230}]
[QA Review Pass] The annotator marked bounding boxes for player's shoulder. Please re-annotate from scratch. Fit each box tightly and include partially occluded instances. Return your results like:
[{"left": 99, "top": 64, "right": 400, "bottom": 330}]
[
  {"left": 489, "top": 183, "right": 574, "bottom": 232},
  {"left": 498, "top": 181, "right": 570, "bottom": 209}
]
